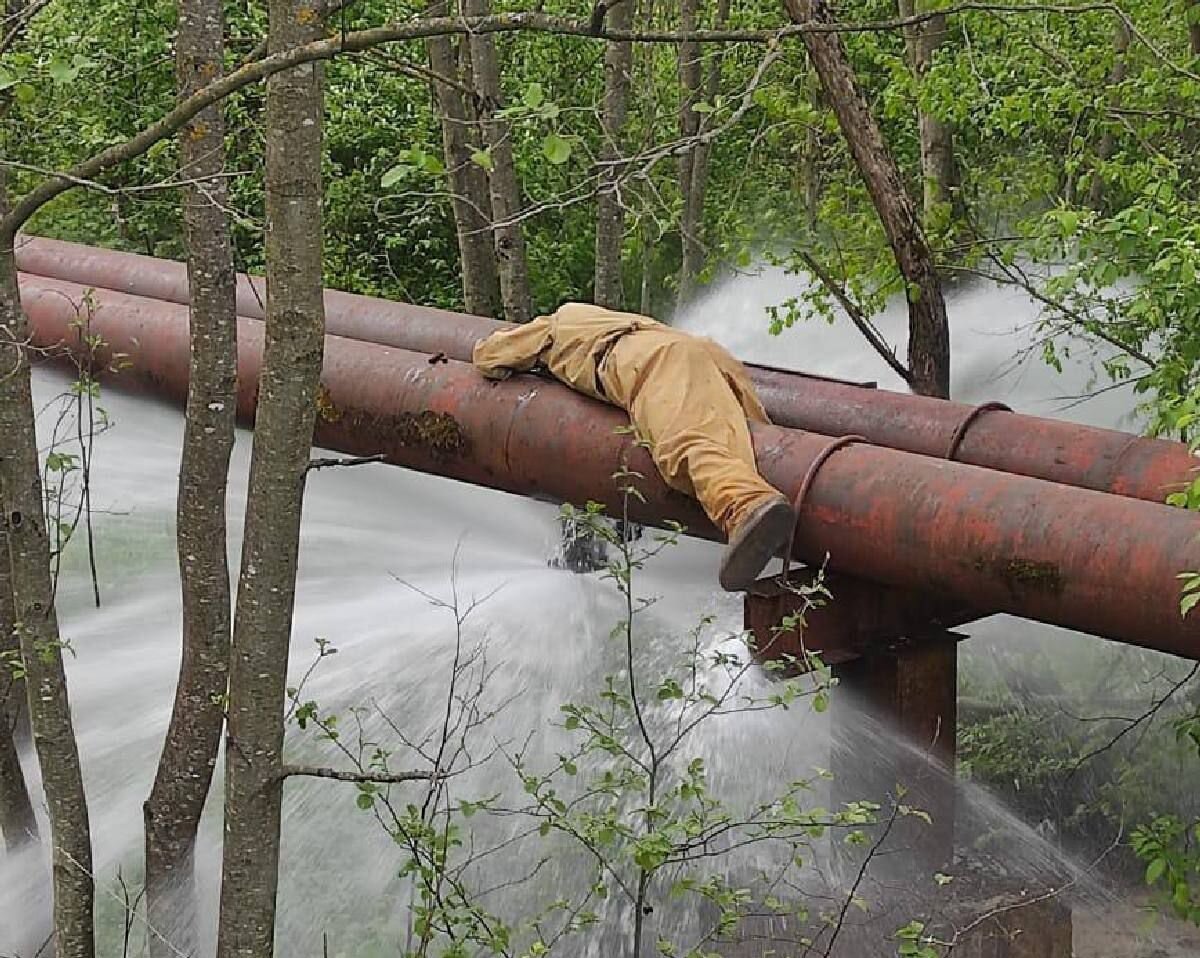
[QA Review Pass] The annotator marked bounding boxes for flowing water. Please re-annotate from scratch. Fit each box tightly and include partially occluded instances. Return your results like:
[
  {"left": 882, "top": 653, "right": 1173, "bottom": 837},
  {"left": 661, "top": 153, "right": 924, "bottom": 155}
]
[{"left": 3, "top": 267, "right": 1197, "bottom": 956}]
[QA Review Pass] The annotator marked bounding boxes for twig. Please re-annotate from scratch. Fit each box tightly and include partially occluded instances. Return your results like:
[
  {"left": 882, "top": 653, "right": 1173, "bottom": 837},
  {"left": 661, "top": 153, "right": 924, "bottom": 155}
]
[
  {"left": 820, "top": 802, "right": 902, "bottom": 958},
  {"left": 798, "top": 250, "right": 914, "bottom": 386},
  {"left": 0, "top": 0, "right": 50, "bottom": 57},
  {"left": 306, "top": 453, "right": 385, "bottom": 472},
  {"left": 1063, "top": 662, "right": 1200, "bottom": 782},
  {"left": 278, "top": 763, "right": 436, "bottom": 784}
]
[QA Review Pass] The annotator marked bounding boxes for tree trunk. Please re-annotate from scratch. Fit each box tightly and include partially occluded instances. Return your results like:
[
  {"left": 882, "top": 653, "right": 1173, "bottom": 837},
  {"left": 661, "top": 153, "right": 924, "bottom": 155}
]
[
  {"left": 427, "top": 2, "right": 502, "bottom": 316},
  {"left": 0, "top": 531, "right": 38, "bottom": 851},
  {"left": 593, "top": 0, "right": 635, "bottom": 309},
  {"left": 0, "top": 177, "right": 95, "bottom": 955},
  {"left": 784, "top": 0, "right": 950, "bottom": 398},
  {"left": 463, "top": 0, "right": 533, "bottom": 323},
  {"left": 1190, "top": 0, "right": 1200, "bottom": 56},
  {"left": 676, "top": 0, "right": 703, "bottom": 307},
  {"left": 0, "top": 706, "right": 36, "bottom": 852},
  {"left": 215, "top": 1, "right": 325, "bottom": 954},
  {"left": 899, "top": 0, "right": 957, "bottom": 224},
  {"left": 677, "top": 0, "right": 731, "bottom": 307},
  {"left": 143, "top": 0, "right": 237, "bottom": 951},
  {"left": 640, "top": 220, "right": 656, "bottom": 315},
  {"left": 800, "top": 65, "right": 822, "bottom": 232},
  {"left": 1087, "top": 19, "right": 1130, "bottom": 210}
]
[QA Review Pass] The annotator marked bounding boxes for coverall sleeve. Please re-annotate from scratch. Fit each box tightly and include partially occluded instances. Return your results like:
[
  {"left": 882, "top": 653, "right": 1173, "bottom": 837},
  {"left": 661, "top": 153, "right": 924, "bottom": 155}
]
[{"left": 472, "top": 317, "right": 554, "bottom": 380}]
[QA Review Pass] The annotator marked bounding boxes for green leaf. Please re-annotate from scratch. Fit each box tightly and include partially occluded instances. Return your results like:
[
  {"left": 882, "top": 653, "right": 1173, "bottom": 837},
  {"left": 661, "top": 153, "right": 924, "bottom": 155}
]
[
  {"left": 355, "top": 792, "right": 374, "bottom": 810},
  {"left": 471, "top": 150, "right": 494, "bottom": 172},
  {"left": 542, "top": 133, "right": 572, "bottom": 165},
  {"left": 656, "top": 678, "right": 684, "bottom": 701},
  {"left": 418, "top": 151, "right": 444, "bottom": 175},
  {"left": 146, "top": 138, "right": 172, "bottom": 161},
  {"left": 47, "top": 57, "right": 77, "bottom": 84},
  {"left": 692, "top": 100, "right": 714, "bottom": 114},
  {"left": 1182, "top": 590, "right": 1200, "bottom": 618},
  {"left": 523, "top": 82, "right": 545, "bottom": 109},
  {"left": 0, "top": 67, "right": 16, "bottom": 91},
  {"left": 381, "top": 164, "right": 410, "bottom": 188},
  {"left": 14, "top": 83, "right": 36, "bottom": 105},
  {"left": 1146, "top": 857, "right": 1167, "bottom": 885},
  {"left": 45, "top": 451, "right": 77, "bottom": 473}
]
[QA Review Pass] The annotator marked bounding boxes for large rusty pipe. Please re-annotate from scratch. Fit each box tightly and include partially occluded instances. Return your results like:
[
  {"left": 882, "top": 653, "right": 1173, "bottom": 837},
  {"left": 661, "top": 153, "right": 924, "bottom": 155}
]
[
  {"left": 16, "top": 235, "right": 1195, "bottom": 503},
  {"left": 20, "top": 274, "right": 1200, "bottom": 659}
]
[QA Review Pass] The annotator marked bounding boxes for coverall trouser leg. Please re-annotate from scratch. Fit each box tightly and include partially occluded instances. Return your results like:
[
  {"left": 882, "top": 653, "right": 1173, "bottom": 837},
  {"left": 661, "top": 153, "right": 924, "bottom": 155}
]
[{"left": 597, "top": 329, "right": 784, "bottom": 537}]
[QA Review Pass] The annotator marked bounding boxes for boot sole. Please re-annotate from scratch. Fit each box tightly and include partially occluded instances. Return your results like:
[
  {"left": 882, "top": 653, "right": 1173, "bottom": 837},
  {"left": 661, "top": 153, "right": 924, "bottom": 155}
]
[{"left": 718, "top": 498, "right": 794, "bottom": 592}]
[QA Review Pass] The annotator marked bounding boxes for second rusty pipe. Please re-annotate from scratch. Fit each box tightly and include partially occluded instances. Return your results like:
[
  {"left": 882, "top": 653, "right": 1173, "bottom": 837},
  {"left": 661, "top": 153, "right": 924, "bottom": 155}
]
[
  {"left": 15, "top": 235, "right": 1195, "bottom": 503},
  {"left": 20, "top": 274, "right": 1200, "bottom": 659}
]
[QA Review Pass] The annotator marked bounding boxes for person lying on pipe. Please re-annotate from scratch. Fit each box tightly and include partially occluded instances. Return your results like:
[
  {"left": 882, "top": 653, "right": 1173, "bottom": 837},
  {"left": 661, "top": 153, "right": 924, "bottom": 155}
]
[{"left": 472, "top": 303, "right": 794, "bottom": 592}]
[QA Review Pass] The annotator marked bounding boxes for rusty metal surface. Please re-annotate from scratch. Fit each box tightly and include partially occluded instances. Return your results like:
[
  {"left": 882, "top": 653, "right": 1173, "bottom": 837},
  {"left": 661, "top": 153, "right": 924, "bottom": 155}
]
[
  {"left": 16, "top": 235, "right": 1195, "bottom": 503},
  {"left": 744, "top": 574, "right": 977, "bottom": 667},
  {"left": 21, "top": 274, "right": 1200, "bottom": 659}
]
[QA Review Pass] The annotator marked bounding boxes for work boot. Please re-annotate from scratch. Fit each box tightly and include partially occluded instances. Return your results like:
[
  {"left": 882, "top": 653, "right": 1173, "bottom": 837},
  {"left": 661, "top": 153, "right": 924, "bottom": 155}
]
[{"left": 718, "top": 496, "right": 794, "bottom": 592}]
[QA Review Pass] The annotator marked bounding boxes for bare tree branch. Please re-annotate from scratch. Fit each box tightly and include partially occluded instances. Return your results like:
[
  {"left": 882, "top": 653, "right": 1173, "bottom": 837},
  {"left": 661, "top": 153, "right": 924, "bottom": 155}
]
[
  {"left": 0, "top": 0, "right": 50, "bottom": 57},
  {"left": 1064, "top": 662, "right": 1200, "bottom": 781},
  {"left": 279, "top": 763, "right": 436, "bottom": 784},
  {"left": 798, "top": 250, "right": 915, "bottom": 386},
  {"left": 305, "top": 453, "right": 385, "bottom": 473}
]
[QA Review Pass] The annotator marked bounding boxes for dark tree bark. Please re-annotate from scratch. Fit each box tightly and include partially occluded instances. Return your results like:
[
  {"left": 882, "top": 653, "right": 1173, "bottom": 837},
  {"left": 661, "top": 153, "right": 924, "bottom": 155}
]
[
  {"left": 1190, "top": 0, "right": 1200, "bottom": 56},
  {"left": 1088, "top": 19, "right": 1130, "bottom": 210},
  {"left": 463, "top": 0, "right": 534, "bottom": 323},
  {"left": 594, "top": 0, "right": 635, "bottom": 309},
  {"left": 215, "top": 0, "right": 326, "bottom": 954},
  {"left": 143, "top": 0, "right": 237, "bottom": 951},
  {"left": 427, "top": 2, "right": 502, "bottom": 316},
  {"left": 784, "top": 0, "right": 950, "bottom": 398},
  {"left": 899, "top": 0, "right": 957, "bottom": 224},
  {"left": 0, "top": 530, "right": 37, "bottom": 851},
  {"left": 0, "top": 172, "right": 95, "bottom": 956}
]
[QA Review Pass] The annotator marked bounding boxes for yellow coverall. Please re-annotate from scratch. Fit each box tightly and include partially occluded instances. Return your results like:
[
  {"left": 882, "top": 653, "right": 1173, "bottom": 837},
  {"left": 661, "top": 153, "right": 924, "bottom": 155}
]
[{"left": 471, "top": 303, "right": 784, "bottom": 537}]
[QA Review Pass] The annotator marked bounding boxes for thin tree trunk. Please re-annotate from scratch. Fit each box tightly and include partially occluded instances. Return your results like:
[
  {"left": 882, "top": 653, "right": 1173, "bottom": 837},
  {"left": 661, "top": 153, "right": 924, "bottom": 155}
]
[
  {"left": 463, "top": 0, "right": 533, "bottom": 323},
  {"left": 784, "top": 0, "right": 950, "bottom": 398},
  {"left": 640, "top": 220, "right": 656, "bottom": 315},
  {"left": 800, "top": 65, "right": 822, "bottom": 232},
  {"left": 215, "top": 0, "right": 325, "bottom": 954},
  {"left": 0, "top": 711, "right": 36, "bottom": 851},
  {"left": 677, "top": 0, "right": 730, "bottom": 306},
  {"left": 594, "top": 0, "right": 635, "bottom": 309},
  {"left": 0, "top": 531, "right": 38, "bottom": 850},
  {"left": 899, "top": 0, "right": 957, "bottom": 223},
  {"left": 1190, "top": 0, "right": 1200, "bottom": 56},
  {"left": 1088, "top": 19, "right": 1130, "bottom": 210},
  {"left": 427, "top": 3, "right": 502, "bottom": 316},
  {"left": 0, "top": 174, "right": 95, "bottom": 956},
  {"left": 143, "top": 0, "right": 237, "bottom": 951},
  {"left": 676, "top": 0, "right": 703, "bottom": 306}
]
